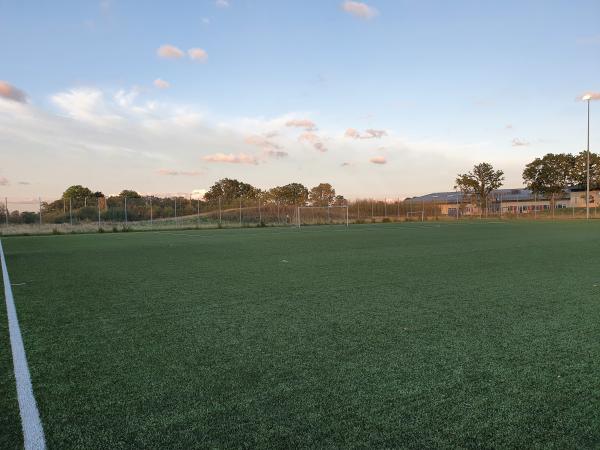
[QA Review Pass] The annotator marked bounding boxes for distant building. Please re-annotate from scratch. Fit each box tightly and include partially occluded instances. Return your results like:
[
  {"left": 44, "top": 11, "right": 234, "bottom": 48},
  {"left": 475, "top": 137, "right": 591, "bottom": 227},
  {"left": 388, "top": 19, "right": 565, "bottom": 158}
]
[{"left": 409, "top": 188, "right": 599, "bottom": 216}]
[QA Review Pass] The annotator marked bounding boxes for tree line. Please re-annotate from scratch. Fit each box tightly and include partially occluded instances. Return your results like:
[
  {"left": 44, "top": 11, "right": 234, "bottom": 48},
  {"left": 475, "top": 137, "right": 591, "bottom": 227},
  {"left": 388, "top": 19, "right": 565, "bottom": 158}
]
[
  {"left": 11, "top": 180, "right": 347, "bottom": 224},
  {"left": 456, "top": 151, "right": 597, "bottom": 211}
]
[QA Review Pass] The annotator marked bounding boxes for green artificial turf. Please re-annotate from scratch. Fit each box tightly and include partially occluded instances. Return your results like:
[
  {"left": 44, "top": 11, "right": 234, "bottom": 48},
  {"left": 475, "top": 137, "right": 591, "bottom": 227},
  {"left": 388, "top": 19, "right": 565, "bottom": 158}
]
[{"left": 2, "top": 221, "right": 600, "bottom": 448}]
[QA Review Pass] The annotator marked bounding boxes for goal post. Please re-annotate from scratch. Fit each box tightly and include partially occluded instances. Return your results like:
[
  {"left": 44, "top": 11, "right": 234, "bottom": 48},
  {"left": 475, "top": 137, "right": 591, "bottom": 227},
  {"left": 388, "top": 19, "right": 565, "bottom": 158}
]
[
  {"left": 406, "top": 210, "right": 424, "bottom": 222},
  {"left": 297, "top": 205, "right": 349, "bottom": 228}
]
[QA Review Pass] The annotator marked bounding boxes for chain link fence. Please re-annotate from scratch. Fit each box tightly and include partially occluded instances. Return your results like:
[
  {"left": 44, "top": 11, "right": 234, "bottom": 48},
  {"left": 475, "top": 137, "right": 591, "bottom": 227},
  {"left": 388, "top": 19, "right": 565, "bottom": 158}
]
[{"left": 1, "top": 192, "right": 598, "bottom": 235}]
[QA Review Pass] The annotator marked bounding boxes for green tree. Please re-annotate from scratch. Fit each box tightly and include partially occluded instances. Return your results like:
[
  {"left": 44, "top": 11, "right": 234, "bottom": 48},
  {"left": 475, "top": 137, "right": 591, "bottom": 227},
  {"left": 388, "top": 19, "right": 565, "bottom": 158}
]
[
  {"left": 63, "top": 185, "right": 93, "bottom": 199},
  {"left": 455, "top": 162, "right": 504, "bottom": 215},
  {"left": 523, "top": 153, "right": 575, "bottom": 209},
  {"left": 309, "top": 183, "right": 336, "bottom": 206},
  {"left": 204, "top": 179, "right": 259, "bottom": 202},
  {"left": 269, "top": 183, "right": 309, "bottom": 205},
  {"left": 333, "top": 195, "right": 347, "bottom": 206},
  {"left": 119, "top": 190, "right": 141, "bottom": 198},
  {"left": 573, "top": 151, "right": 600, "bottom": 189}
]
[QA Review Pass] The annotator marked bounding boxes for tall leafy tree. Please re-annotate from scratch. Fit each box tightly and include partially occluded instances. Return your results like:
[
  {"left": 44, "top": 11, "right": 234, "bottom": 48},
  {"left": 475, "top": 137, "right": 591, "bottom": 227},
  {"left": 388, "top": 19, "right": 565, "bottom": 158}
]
[
  {"left": 204, "top": 178, "right": 259, "bottom": 203},
  {"left": 309, "top": 183, "right": 336, "bottom": 206},
  {"left": 119, "top": 190, "right": 141, "bottom": 198},
  {"left": 455, "top": 162, "right": 504, "bottom": 213},
  {"left": 573, "top": 151, "right": 600, "bottom": 189},
  {"left": 269, "top": 183, "right": 309, "bottom": 205},
  {"left": 522, "top": 153, "right": 575, "bottom": 208},
  {"left": 63, "top": 185, "right": 93, "bottom": 199}
]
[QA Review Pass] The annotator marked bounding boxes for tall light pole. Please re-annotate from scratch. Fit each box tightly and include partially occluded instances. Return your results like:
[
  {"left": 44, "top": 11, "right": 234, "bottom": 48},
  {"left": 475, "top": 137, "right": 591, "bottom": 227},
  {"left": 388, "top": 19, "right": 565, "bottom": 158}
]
[{"left": 583, "top": 94, "right": 592, "bottom": 219}]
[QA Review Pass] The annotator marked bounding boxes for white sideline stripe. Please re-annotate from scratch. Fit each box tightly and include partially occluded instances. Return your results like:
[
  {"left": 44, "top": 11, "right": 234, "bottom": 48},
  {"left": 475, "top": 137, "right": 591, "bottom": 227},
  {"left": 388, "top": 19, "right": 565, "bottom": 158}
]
[{"left": 0, "top": 240, "right": 46, "bottom": 450}]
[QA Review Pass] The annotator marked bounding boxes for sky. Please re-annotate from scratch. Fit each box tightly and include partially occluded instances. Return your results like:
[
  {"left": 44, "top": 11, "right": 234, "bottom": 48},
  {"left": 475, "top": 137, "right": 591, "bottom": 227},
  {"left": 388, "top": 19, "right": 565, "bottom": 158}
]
[{"left": 1, "top": 0, "right": 599, "bottom": 206}]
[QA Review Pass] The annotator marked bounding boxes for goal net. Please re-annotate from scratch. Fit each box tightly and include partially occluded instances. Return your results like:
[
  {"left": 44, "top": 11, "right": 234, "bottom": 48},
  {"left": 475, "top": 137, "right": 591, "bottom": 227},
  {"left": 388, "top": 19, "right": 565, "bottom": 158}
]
[
  {"left": 406, "top": 210, "right": 424, "bottom": 221},
  {"left": 297, "top": 206, "right": 349, "bottom": 227}
]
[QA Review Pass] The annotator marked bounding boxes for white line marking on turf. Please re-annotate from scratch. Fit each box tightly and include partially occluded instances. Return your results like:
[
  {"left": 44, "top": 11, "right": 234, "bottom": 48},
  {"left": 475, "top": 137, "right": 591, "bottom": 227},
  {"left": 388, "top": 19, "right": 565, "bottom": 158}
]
[{"left": 0, "top": 240, "right": 46, "bottom": 450}]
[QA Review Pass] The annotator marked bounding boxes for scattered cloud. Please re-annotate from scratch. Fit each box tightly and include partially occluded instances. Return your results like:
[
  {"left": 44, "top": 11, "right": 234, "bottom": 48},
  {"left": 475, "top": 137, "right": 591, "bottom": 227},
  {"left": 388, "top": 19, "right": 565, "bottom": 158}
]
[
  {"left": 188, "top": 48, "right": 208, "bottom": 62},
  {"left": 370, "top": 156, "right": 387, "bottom": 164},
  {"left": 345, "top": 127, "right": 387, "bottom": 139},
  {"left": 341, "top": 162, "right": 351, "bottom": 167},
  {"left": 51, "top": 88, "right": 121, "bottom": 125},
  {"left": 285, "top": 119, "right": 316, "bottom": 131},
  {"left": 157, "top": 169, "right": 202, "bottom": 176},
  {"left": 18, "top": 181, "right": 31, "bottom": 185},
  {"left": 364, "top": 129, "right": 387, "bottom": 139},
  {"left": 345, "top": 128, "right": 360, "bottom": 139},
  {"left": 342, "top": 1, "right": 378, "bottom": 19},
  {"left": 216, "top": 0, "right": 230, "bottom": 7},
  {"left": 505, "top": 124, "right": 513, "bottom": 129},
  {"left": 579, "top": 92, "right": 600, "bottom": 101},
  {"left": 299, "top": 132, "right": 328, "bottom": 152},
  {"left": 511, "top": 138, "right": 530, "bottom": 147},
  {"left": 264, "top": 150, "right": 288, "bottom": 159},
  {"left": 244, "top": 134, "right": 283, "bottom": 150},
  {"left": 0, "top": 81, "right": 27, "bottom": 103},
  {"left": 157, "top": 44, "right": 184, "bottom": 59},
  {"left": 0, "top": 176, "right": 8, "bottom": 186},
  {"left": 153, "top": 78, "right": 170, "bottom": 89},
  {"left": 202, "top": 153, "right": 258, "bottom": 164}
]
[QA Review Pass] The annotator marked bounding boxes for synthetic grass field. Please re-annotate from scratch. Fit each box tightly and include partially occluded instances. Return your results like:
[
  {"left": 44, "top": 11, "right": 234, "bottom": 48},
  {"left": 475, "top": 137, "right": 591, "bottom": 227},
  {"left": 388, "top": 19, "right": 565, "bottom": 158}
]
[{"left": 2, "top": 221, "right": 600, "bottom": 448}]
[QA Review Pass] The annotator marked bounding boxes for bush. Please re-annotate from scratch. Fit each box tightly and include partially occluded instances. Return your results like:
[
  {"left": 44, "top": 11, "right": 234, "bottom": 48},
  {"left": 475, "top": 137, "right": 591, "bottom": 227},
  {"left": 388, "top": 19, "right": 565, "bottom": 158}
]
[
  {"left": 98, "top": 228, "right": 105, "bottom": 233},
  {"left": 382, "top": 217, "right": 391, "bottom": 223},
  {"left": 52, "top": 228, "right": 62, "bottom": 235}
]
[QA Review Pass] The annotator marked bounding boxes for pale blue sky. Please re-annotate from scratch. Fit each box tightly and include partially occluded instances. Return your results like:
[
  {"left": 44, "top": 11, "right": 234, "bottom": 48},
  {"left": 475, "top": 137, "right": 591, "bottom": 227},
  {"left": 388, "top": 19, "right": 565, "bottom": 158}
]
[{"left": 1, "top": 0, "right": 599, "bottom": 202}]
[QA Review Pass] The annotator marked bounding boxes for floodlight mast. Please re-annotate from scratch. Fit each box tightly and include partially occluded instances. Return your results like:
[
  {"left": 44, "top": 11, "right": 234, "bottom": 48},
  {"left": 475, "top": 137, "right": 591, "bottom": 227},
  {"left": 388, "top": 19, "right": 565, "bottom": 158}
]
[{"left": 583, "top": 94, "right": 591, "bottom": 219}]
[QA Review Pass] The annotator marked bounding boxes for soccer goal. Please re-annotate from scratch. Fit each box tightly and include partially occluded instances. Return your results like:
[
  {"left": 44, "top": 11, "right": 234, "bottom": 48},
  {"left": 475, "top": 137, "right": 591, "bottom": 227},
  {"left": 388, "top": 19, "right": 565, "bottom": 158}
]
[
  {"left": 297, "top": 206, "right": 349, "bottom": 228},
  {"left": 406, "top": 210, "right": 424, "bottom": 222}
]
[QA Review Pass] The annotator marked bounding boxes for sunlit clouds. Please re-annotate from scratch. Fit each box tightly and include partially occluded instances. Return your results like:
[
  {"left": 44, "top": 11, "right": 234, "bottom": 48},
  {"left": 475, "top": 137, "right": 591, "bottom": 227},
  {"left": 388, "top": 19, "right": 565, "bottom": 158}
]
[
  {"left": 370, "top": 156, "right": 387, "bottom": 164},
  {"left": 188, "top": 48, "right": 208, "bottom": 62},
  {"left": 341, "top": 1, "right": 378, "bottom": 20},
  {"left": 285, "top": 119, "right": 316, "bottom": 131},
  {"left": 345, "top": 128, "right": 387, "bottom": 139},
  {"left": 203, "top": 153, "right": 258, "bottom": 164},
  {"left": 153, "top": 79, "right": 170, "bottom": 89},
  {"left": 157, "top": 44, "right": 184, "bottom": 59},
  {"left": 0, "top": 81, "right": 27, "bottom": 103}
]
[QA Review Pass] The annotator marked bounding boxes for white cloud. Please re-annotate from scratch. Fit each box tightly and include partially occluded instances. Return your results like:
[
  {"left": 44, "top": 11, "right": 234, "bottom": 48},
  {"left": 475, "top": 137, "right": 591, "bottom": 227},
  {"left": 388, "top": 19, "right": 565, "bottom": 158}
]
[
  {"left": 244, "top": 134, "right": 283, "bottom": 151},
  {"left": 370, "top": 156, "right": 387, "bottom": 164},
  {"left": 188, "top": 48, "right": 208, "bottom": 62},
  {"left": 344, "top": 128, "right": 360, "bottom": 139},
  {"left": 345, "top": 127, "right": 387, "bottom": 139},
  {"left": 342, "top": 1, "right": 378, "bottom": 19},
  {"left": 511, "top": 138, "right": 530, "bottom": 147},
  {"left": 216, "top": 0, "right": 229, "bottom": 7},
  {"left": 157, "top": 169, "right": 202, "bottom": 176},
  {"left": 0, "top": 81, "right": 27, "bottom": 103},
  {"left": 1, "top": 84, "right": 507, "bottom": 200},
  {"left": 51, "top": 88, "right": 122, "bottom": 125},
  {"left": 299, "top": 132, "right": 328, "bottom": 152},
  {"left": 157, "top": 44, "right": 184, "bottom": 59},
  {"left": 153, "top": 78, "right": 170, "bottom": 89},
  {"left": 285, "top": 119, "right": 316, "bottom": 130},
  {"left": 203, "top": 153, "right": 257, "bottom": 164}
]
